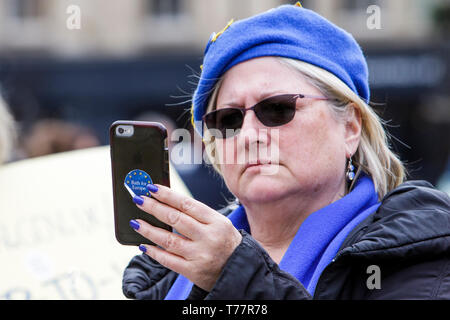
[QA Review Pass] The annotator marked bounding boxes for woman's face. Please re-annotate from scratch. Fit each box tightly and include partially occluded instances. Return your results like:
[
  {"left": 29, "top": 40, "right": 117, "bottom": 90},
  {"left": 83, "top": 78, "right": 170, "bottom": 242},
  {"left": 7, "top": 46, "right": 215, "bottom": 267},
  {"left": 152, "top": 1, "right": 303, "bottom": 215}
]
[{"left": 214, "top": 57, "right": 358, "bottom": 205}]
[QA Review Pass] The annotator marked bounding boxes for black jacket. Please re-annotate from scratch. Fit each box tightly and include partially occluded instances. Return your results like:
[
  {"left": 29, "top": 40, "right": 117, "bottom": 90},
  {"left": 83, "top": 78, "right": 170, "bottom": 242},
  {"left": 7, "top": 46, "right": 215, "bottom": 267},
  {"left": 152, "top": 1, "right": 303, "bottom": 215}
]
[{"left": 122, "top": 180, "right": 450, "bottom": 300}]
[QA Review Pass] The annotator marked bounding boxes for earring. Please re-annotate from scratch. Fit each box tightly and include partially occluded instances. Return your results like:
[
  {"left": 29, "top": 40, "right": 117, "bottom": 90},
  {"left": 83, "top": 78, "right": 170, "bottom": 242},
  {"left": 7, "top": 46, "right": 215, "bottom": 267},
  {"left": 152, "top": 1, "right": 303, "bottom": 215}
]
[{"left": 346, "top": 157, "right": 355, "bottom": 182}]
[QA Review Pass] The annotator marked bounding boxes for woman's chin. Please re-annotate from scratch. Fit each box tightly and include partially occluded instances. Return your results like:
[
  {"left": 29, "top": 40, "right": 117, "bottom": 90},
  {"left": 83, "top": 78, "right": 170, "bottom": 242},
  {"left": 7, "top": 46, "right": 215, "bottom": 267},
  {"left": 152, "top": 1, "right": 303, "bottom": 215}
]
[
  {"left": 240, "top": 187, "right": 287, "bottom": 203},
  {"left": 238, "top": 173, "right": 289, "bottom": 202}
]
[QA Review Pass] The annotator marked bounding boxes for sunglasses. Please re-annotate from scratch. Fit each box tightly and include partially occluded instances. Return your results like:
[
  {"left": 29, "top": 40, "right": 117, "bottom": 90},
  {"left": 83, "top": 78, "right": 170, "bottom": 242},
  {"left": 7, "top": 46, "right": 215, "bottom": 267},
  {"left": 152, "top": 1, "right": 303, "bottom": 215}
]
[{"left": 203, "top": 93, "right": 329, "bottom": 138}]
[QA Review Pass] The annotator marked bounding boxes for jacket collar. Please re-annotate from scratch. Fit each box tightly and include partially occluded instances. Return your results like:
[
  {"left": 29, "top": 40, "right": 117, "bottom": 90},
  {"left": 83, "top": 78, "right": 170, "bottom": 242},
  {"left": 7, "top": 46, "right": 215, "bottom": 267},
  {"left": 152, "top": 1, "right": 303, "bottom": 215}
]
[{"left": 338, "top": 180, "right": 450, "bottom": 261}]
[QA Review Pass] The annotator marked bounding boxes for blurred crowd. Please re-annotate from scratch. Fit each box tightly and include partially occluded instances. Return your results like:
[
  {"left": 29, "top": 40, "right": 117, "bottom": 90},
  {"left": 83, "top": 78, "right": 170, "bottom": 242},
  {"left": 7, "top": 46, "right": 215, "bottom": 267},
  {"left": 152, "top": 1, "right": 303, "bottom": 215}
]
[
  {"left": 0, "top": 95, "right": 15, "bottom": 164},
  {"left": 18, "top": 118, "right": 100, "bottom": 159},
  {"left": 0, "top": 95, "right": 100, "bottom": 163}
]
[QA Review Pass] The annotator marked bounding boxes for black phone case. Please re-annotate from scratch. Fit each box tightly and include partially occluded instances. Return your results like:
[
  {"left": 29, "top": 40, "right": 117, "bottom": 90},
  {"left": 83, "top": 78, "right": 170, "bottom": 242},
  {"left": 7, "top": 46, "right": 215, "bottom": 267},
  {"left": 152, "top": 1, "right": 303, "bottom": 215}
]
[{"left": 110, "top": 120, "right": 171, "bottom": 245}]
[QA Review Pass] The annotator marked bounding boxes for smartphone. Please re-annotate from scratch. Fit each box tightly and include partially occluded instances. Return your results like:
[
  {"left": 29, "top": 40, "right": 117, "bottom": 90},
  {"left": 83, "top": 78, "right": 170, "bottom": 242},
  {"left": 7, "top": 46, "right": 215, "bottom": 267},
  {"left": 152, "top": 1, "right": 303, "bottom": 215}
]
[{"left": 110, "top": 120, "right": 171, "bottom": 246}]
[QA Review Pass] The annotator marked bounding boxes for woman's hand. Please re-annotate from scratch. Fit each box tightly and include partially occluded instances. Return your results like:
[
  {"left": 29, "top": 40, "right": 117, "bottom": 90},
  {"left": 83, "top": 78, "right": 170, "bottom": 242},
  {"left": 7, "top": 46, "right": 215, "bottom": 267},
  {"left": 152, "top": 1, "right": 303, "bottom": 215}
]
[{"left": 130, "top": 184, "right": 242, "bottom": 292}]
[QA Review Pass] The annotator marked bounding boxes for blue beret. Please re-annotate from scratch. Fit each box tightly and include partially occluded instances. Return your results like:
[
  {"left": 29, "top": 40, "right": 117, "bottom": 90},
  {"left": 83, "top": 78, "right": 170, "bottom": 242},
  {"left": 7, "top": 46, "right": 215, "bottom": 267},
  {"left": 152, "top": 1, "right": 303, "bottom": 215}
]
[{"left": 192, "top": 4, "right": 369, "bottom": 135}]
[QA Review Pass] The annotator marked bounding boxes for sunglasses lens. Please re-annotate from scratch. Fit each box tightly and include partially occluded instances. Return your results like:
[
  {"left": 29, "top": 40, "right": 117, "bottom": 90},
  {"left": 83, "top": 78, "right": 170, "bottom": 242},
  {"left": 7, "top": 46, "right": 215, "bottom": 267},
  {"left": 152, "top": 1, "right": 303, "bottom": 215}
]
[
  {"left": 204, "top": 108, "right": 243, "bottom": 138},
  {"left": 203, "top": 95, "right": 298, "bottom": 138},
  {"left": 255, "top": 95, "right": 296, "bottom": 127}
]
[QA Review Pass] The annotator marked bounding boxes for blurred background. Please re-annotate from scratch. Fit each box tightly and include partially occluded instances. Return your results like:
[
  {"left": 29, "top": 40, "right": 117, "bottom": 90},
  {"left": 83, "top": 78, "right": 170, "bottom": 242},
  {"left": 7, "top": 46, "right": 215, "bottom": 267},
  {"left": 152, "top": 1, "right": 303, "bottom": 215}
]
[{"left": 0, "top": 0, "right": 449, "bottom": 299}]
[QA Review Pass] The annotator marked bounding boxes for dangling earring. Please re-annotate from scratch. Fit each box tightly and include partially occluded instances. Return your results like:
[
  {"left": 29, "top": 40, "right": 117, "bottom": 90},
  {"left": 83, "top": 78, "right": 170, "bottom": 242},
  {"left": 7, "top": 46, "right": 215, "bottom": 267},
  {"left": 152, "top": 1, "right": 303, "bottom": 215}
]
[{"left": 346, "top": 156, "right": 355, "bottom": 182}]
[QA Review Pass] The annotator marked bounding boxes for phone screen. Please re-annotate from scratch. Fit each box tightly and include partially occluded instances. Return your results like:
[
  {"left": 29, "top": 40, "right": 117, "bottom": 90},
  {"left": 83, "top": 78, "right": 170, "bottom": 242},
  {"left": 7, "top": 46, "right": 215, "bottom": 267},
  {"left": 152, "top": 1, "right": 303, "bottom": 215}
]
[{"left": 110, "top": 121, "right": 171, "bottom": 245}]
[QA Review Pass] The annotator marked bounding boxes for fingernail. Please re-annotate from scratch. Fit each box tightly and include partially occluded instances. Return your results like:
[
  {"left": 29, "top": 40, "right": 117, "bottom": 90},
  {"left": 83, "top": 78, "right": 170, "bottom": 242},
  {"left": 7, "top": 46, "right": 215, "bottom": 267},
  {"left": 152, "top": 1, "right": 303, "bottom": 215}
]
[
  {"left": 139, "top": 244, "right": 147, "bottom": 253},
  {"left": 133, "top": 195, "right": 144, "bottom": 206},
  {"left": 129, "top": 219, "right": 140, "bottom": 230},
  {"left": 146, "top": 184, "right": 158, "bottom": 193}
]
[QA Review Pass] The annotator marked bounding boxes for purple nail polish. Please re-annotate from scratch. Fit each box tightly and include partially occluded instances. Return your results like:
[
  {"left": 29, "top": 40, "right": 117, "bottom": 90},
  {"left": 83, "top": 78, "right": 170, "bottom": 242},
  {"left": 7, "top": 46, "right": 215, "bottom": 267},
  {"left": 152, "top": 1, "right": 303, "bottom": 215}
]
[
  {"left": 146, "top": 184, "right": 158, "bottom": 193},
  {"left": 133, "top": 195, "right": 144, "bottom": 206},
  {"left": 129, "top": 219, "right": 140, "bottom": 230},
  {"left": 139, "top": 244, "right": 147, "bottom": 253}
]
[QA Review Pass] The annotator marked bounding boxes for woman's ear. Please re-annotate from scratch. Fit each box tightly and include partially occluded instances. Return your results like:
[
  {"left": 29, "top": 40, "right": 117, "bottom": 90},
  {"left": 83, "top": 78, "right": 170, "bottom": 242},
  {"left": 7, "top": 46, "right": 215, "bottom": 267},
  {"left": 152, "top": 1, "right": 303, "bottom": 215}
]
[{"left": 344, "top": 103, "right": 362, "bottom": 158}]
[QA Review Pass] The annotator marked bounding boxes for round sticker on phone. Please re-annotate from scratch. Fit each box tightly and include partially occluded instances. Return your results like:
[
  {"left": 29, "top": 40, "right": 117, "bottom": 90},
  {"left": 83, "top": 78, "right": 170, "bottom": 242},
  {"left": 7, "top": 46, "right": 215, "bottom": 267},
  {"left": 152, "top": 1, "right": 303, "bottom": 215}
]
[{"left": 124, "top": 169, "right": 153, "bottom": 197}]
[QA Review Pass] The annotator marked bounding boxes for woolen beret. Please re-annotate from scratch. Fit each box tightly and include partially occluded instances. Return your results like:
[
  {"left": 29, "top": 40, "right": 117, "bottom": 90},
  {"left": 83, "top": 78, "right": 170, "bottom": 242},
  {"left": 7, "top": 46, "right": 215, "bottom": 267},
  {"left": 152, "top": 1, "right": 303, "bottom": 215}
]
[{"left": 191, "top": 3, "right": 369, "bottom": 135}]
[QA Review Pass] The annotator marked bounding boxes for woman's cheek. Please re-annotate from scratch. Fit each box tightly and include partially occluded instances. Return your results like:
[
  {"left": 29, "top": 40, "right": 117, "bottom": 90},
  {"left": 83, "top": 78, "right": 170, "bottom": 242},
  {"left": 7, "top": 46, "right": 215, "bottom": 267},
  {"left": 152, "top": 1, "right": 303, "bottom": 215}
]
[
  {"left": 214, "top": 138, "right": 237, "bottom": 167},
  {"left": 221, "top": 163, "right": 242, "bottom": 196},
  {"left": 278, "top": 125, "right": 324, "bottom": 176}
]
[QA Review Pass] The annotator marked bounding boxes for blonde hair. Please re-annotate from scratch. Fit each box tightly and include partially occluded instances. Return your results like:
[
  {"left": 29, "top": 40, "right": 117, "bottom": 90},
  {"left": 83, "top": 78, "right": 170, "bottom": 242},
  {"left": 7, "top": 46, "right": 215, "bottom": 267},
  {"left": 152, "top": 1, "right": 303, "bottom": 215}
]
[
  {"left": 201, "top": 58, "right": 406, "bottom": 200},
  {"left": 0, "top": 96, "right": 16, "bottom": 164}
]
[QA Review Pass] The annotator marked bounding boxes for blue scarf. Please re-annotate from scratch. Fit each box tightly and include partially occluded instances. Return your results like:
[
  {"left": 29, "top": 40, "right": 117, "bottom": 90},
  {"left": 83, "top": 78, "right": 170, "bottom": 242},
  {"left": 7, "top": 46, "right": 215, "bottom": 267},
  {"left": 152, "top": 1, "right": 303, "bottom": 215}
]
[{"left": 165, "top": 174, "right": 380, "bottom": 299}]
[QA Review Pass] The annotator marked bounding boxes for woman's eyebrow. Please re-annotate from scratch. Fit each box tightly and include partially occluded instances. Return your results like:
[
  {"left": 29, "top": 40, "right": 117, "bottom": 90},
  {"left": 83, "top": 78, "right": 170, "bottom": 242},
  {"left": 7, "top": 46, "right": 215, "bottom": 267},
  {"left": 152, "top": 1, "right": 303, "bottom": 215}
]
[
  {"left": 217, "top": 101, "right": 241, "bottom": 109},
  {"left": 217, "top": 90, "right": 289, "bottom": 109},
  {"left": 257, "top": 90, "right": 290, "bottom": 101}
]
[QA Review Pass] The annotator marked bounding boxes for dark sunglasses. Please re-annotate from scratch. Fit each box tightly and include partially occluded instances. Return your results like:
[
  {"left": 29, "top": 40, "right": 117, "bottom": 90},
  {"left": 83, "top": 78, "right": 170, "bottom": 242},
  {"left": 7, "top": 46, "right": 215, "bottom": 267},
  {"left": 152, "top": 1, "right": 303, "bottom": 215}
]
[{"left": 203, "top": 93, "right": 328, "bottom": 138}]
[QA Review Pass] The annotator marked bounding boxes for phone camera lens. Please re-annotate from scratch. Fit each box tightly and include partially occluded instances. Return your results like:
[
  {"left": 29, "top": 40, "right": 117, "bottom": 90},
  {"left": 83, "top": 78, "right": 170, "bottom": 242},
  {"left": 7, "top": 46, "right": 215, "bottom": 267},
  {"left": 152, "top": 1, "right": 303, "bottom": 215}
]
[{"left": 118, "top": 127, "right": 125, "bottom": 134}]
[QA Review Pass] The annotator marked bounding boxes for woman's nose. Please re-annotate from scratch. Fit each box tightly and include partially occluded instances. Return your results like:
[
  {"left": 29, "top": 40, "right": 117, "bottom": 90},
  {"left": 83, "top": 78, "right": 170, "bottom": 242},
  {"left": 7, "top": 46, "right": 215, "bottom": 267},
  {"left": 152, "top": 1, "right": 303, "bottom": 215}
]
[
  {"left": 240, "top": 108, "right": 263, "bottom": 133},
  {"left": 238, "top": 109, "right": 269, "bottom": 148}
]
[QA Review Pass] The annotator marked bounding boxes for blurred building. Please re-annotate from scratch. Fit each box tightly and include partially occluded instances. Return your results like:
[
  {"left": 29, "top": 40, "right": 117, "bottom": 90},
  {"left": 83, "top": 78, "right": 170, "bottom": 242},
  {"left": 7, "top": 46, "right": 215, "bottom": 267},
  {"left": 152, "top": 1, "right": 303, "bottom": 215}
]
[
  {"left": 0, "top": 0, "right": 280, "bottom": 55},
  {"left": 0, "top": 0, "right": 284, "bottom": 133},
  {"left": 0, "top": 0, "right": 447, "bottom": 52},
  {"left": 0, "top": 0, "right": 448, "bottom": 192}
]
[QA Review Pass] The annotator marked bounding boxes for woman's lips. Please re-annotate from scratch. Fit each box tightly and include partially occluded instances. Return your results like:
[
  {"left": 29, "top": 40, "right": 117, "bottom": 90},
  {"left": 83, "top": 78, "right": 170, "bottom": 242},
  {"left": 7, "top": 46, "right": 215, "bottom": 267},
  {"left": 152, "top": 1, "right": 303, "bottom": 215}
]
[
  {"left": 244, "top": 160, "right": 272, "bottom": 171},
  {"left": 241, "top": 160, "right": 280, "bottom": 176}
]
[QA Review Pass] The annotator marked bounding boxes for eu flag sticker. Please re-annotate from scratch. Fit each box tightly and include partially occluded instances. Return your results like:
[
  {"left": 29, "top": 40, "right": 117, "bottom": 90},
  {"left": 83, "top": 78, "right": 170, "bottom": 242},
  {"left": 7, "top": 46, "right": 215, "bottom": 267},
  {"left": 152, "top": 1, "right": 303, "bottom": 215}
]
[{"left": 124, "top": 169, "right": 153, "bottom": 197}]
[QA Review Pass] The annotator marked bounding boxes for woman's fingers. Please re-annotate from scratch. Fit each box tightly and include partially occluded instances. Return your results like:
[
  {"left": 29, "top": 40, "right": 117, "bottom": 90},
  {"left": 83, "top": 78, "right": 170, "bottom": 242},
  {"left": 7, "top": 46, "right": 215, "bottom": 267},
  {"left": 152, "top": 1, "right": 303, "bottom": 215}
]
[
  {"left": 139, "top": 243, "right": 187, "bottom": 276},
  {"left": 130, "top": 184, "right": 242, "bottom": 291},
  {"left": 130, "top": 185, "right": 243, "bottom": 292},
  {"left": 135, "top": 219, "right": 193, "bottom": 259},
  {"left": 147, "top": 184, "right": 219, "bottom": 224},
  {"left": 136, "top": 196, "right": 201, "bottom": 240}
]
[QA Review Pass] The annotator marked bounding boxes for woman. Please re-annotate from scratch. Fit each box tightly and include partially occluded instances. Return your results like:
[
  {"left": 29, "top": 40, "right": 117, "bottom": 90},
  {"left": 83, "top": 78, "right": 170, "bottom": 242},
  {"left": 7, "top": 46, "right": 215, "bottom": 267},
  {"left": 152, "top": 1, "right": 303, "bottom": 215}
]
[{"left": 123, "top": 4, "right": 450, "bottom": 299}]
